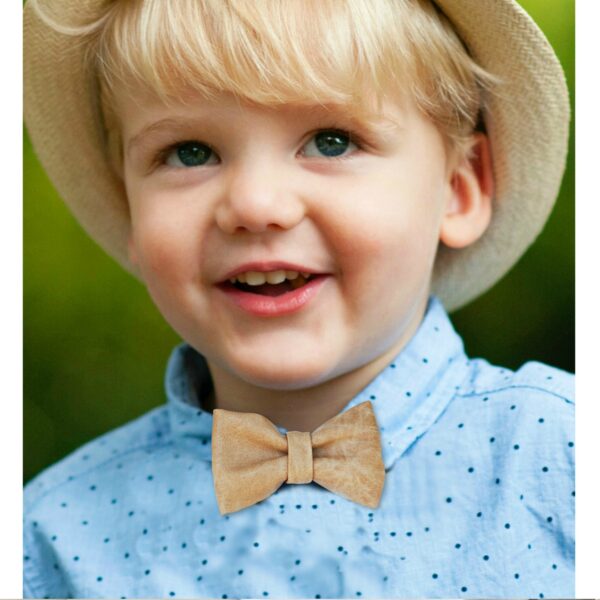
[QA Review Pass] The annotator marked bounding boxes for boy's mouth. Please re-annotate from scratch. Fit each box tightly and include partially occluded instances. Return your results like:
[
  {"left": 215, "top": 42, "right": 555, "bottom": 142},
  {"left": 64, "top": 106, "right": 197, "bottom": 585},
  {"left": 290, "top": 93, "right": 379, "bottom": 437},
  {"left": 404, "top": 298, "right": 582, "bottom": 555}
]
[
  {"left": 225, "top": 270, "right": 314, "bottom": 297},
  {"left": 217, "top": 265, "right": 330, "bottom": 316}
]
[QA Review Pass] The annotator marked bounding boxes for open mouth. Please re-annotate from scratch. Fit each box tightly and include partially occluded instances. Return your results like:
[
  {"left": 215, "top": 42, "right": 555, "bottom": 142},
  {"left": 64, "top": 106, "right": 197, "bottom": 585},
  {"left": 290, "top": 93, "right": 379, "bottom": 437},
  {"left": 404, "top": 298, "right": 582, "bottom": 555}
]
[{"left": 223, "top": 270, "right": 317, "bottom": 297}]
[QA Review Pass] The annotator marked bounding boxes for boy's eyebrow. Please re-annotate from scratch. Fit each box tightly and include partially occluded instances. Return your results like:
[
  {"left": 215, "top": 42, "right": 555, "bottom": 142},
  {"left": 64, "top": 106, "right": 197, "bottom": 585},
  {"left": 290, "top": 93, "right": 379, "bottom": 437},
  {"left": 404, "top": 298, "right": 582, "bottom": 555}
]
[{"left": 127, "top": 118, "right": 196, "bottom": 157}]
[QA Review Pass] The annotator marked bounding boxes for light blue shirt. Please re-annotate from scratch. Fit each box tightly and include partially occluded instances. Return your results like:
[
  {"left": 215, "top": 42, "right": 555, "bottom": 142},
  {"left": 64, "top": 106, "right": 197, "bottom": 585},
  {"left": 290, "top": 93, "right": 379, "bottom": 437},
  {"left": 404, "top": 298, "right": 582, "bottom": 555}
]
[{"left": 24, "top": 297, "right": 574, "bottom": 599}]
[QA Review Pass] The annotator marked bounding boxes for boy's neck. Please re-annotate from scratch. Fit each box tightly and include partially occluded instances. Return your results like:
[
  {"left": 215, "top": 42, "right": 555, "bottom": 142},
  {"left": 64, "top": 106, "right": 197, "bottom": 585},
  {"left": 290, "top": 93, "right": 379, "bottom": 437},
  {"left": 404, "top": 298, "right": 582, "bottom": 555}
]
[{"left": 202, "top": 304, "right": 427, "bottom": 432}]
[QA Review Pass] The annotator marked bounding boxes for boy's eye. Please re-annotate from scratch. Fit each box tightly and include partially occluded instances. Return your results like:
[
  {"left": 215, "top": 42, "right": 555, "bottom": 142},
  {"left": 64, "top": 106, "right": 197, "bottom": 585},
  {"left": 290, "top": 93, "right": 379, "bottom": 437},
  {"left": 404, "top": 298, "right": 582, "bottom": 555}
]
[
  {"left": 165, "top": 141, "right": 218, "bottom": 167},
  {"left": 302, "top": 130, "right": 357, "bottom": 158}
]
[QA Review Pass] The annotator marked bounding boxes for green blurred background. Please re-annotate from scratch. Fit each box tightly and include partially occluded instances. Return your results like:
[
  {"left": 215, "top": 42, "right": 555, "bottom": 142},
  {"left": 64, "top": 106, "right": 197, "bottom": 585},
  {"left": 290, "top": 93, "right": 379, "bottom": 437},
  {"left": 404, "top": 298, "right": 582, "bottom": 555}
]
[{"left": 23, "top": 0, "right": 574, "bottom": 484}]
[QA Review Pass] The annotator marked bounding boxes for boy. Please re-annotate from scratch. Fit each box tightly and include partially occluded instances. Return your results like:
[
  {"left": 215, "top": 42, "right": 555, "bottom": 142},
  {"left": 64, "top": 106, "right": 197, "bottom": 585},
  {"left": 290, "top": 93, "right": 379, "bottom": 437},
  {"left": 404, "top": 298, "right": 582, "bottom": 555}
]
[{"left": 23, "top": 0, "right": 573, "bottom": 598}]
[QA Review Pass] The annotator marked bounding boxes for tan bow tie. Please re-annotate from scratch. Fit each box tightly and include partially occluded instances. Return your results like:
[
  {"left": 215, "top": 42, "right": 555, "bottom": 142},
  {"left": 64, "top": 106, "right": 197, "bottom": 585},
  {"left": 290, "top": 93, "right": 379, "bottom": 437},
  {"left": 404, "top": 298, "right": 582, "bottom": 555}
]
[{"left": 211, "top": 401, "right": 385, "bottom": 515}]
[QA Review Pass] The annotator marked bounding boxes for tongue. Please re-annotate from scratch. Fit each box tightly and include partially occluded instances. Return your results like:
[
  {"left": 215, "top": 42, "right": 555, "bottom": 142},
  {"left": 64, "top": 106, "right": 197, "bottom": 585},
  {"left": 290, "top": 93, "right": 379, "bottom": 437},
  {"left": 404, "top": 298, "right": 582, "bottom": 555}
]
[{"left": 246, "top": 281, "right": 295, "bottom": 296}]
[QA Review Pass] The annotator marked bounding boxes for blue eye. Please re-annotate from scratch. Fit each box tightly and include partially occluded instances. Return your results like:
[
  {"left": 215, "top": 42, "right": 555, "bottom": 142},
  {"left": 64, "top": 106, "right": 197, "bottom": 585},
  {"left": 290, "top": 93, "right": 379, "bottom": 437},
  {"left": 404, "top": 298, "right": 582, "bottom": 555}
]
[
  {"left": 166, "top": 141, "right": 217, "bottom": 167},
  {"left": 303, "top": 130, "right": 357, "bottom": 158}
]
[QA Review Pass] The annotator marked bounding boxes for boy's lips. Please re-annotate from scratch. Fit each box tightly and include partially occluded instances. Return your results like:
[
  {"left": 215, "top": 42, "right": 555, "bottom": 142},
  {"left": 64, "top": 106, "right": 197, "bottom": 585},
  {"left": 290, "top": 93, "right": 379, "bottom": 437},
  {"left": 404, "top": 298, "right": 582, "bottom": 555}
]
[{"left": 215, "top": 261, "right": 331, "bottom": 317}]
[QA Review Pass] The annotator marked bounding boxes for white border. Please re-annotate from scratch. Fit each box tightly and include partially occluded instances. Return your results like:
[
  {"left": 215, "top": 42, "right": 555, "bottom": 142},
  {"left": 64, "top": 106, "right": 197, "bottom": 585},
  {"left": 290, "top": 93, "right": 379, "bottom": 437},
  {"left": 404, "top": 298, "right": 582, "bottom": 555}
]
[{"left": 2, "top": 2, "right": 23, "bottom": 599}]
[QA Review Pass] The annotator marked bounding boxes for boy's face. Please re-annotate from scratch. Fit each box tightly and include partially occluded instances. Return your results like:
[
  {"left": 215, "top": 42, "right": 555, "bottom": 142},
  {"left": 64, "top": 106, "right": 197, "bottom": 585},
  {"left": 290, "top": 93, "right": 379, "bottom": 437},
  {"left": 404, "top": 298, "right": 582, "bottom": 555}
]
[{"left": 119, "top": 88, "right": 457, "bottom": 391}]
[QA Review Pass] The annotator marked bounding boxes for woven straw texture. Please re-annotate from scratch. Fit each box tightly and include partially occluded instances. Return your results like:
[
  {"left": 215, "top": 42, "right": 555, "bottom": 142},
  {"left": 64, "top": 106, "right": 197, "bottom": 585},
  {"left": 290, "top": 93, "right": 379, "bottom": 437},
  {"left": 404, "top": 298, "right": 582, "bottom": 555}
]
[{"left": 23, "top": 0, "right": 570, "bottom": 311}]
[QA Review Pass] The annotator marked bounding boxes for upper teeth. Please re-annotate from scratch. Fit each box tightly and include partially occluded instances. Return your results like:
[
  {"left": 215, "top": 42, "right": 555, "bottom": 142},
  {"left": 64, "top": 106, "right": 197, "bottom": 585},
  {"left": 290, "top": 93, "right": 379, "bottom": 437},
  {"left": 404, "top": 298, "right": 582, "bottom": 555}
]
[{"left": 229, "top": 270, "right": 310, "bottom": 285}]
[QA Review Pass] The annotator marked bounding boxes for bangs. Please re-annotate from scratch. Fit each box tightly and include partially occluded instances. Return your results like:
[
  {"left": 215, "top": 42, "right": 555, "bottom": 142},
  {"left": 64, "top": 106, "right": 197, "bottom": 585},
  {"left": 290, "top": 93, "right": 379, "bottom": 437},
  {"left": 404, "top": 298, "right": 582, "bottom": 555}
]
[{"left": 98, "top": 0, "right": 413, "bottom": 110}]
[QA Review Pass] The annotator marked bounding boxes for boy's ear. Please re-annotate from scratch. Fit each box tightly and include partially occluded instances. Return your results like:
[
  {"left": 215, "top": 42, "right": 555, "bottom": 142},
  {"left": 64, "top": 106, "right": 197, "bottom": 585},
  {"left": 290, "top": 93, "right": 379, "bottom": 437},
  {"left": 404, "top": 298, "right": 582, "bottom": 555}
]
[{"left": 439, "top": 133, "right": 493, "bottom": 249}]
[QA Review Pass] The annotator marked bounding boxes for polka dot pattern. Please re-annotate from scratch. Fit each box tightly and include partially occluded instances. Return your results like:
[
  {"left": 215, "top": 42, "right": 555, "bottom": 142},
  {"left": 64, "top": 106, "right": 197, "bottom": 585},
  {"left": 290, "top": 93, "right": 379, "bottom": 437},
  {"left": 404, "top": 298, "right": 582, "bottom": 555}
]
[{"left": 23, "top": 298, "right": 574, "bottom": 599}]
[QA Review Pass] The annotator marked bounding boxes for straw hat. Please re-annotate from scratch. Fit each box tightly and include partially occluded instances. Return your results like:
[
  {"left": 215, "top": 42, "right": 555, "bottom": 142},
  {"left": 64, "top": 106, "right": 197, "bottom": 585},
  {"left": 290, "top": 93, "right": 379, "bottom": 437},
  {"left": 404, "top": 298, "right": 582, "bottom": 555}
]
[{"left": 23, "top": 0, "right": 570, "bottom": 311}]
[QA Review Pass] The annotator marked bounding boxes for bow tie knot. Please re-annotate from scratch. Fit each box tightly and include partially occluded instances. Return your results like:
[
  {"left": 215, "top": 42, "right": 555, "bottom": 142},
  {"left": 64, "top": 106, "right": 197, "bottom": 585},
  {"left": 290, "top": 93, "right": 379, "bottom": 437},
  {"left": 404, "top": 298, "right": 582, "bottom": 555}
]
[
  {"left": 212, "top": 401, "right": 385, "bottom": 514},
  {"left": 286, "top": 431, "right": 313, "bottom": 484}
]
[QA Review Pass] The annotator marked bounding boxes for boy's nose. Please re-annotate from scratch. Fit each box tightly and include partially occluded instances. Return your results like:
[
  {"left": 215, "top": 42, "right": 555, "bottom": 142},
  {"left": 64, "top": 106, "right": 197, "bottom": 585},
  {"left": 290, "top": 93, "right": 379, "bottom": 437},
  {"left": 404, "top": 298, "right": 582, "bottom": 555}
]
[{"left": 214, "top": 161, "right": 306, "bottom": 234}]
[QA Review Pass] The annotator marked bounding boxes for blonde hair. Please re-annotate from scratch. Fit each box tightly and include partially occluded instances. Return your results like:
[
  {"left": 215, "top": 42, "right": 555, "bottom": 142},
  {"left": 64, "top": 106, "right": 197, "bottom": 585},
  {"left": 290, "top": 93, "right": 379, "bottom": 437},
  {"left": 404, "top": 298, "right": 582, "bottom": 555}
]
[{"left": 30, "top": 0, "right": 497, "bottom": 161}]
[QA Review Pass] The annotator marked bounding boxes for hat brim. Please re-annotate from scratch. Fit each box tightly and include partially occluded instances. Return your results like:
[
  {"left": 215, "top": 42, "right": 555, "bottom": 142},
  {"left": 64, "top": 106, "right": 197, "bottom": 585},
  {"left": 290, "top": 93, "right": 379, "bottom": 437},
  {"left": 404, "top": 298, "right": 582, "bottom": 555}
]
[{"left": 24, "top": 0, "right": 570, "bottom": 311}]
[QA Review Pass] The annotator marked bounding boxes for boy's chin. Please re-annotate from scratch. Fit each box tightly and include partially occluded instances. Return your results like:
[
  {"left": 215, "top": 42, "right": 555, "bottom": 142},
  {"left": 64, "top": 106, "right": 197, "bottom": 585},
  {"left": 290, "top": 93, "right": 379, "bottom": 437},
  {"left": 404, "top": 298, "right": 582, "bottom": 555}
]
[{"left": 227, "top": 354, "right": 340, "bottom": 391}]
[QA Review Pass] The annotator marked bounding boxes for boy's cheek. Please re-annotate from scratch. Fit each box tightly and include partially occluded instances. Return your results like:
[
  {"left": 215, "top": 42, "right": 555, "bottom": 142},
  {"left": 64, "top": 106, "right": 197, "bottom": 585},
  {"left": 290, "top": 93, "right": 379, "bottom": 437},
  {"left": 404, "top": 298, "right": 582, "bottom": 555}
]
[{"left": 130, "top": 223, "right": 194, "bottom": 284}]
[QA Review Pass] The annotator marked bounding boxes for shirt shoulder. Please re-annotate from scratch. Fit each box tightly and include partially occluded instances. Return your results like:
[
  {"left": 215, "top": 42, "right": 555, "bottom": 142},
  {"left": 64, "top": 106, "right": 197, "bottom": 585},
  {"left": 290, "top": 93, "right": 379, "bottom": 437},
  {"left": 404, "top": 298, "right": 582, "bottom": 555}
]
[
  {"left": 451, "top": 358, "right": 574, "bottom": 494},
  {"left": 462, "top": 358, "right": 573, "bottom": 406},
  {"left": 24, "top": 405, "right": 172, "bottom": 514}
]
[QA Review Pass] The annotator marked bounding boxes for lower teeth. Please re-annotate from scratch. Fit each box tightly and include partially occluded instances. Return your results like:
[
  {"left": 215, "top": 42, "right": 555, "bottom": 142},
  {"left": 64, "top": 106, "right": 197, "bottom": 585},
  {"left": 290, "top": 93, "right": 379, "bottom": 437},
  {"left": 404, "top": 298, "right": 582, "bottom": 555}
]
[{"left": 290, "top": 275, "right": 308, "bottom": 289}]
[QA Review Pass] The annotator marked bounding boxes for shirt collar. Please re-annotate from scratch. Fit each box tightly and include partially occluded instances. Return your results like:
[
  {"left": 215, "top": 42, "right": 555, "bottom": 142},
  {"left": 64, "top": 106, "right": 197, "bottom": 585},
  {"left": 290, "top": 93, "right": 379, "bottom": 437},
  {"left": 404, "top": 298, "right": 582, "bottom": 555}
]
[{"left": 165, "top": 296, "right": 469, "bottom": 469}]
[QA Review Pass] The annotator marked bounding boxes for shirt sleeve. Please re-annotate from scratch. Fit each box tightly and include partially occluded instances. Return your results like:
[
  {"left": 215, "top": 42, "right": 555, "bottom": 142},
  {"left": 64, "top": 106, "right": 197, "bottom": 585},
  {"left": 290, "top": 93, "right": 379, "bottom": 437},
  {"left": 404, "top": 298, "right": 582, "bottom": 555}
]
[
  {"left": 23, "top": 509, "right": 72, "bottom": 598},
  {"left": 511, "top": 361, "right": 575, "bottom": 568}
]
